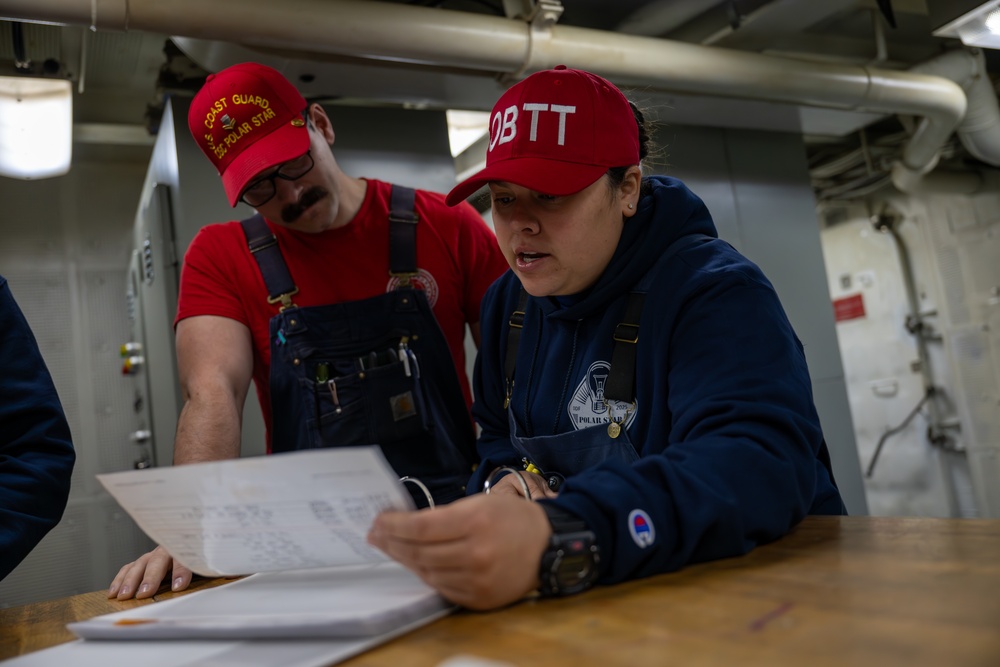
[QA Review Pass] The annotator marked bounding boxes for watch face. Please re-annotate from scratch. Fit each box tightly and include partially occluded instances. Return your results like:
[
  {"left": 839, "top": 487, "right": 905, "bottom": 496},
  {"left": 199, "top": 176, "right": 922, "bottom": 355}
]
[
  {"left": 539, "top": 506, "right": 600, "bottom": 597},
  {"left": 545, "top": 531, "right": 599, "bottom": 595},
  {"left": 557, "top": 552, "right": 595, "bottom": 585}
]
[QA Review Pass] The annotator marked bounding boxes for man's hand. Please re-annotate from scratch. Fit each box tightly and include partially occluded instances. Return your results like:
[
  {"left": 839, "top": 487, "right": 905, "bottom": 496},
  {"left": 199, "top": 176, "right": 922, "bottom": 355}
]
[
  {"left": 368, "top": 493, "right": 551, "bottom": 611},
  {"left": 107, "top": 545, "right": 193, "bottom": 600},
  {"left": 107, "top": 318, "right": 250, "bottom": 601}
]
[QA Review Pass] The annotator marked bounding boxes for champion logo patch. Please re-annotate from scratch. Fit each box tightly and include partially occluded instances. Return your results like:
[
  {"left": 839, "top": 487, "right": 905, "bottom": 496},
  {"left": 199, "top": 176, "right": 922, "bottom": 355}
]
[{"left": 628, "top": 509, "right": 655, "bottom": 548}]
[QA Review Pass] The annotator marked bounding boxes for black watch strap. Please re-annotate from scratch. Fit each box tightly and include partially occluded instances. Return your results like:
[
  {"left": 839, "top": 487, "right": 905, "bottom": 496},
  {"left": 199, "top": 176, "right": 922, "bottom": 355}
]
[
  {"left": 538, "top": 504, "right": 600, "bottom": 598},
  {"left": 542, "top": 504, "right": 588, "bottom": 533}
]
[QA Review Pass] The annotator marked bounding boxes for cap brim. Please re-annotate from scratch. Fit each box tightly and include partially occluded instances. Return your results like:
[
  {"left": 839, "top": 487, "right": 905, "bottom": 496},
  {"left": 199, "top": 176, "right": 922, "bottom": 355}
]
[
  {"left": 445, "top": 157, "right": 608, "bottom": 206},
  {"left": 220, "top": 122, "right": 311, "bottom": 207}
]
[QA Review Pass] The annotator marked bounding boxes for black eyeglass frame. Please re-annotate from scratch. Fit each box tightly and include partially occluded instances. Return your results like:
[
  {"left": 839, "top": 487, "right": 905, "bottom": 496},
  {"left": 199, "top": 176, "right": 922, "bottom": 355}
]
[{"left": 239, "top": 150, "right": 315, "bottom": 208}]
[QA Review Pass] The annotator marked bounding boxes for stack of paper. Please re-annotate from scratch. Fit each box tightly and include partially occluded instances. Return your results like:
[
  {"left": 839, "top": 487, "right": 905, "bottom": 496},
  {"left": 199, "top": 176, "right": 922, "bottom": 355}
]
[
  {"left": 68, "top": 562, "right": 452, "bottom": 640},
  {"left": 0, "top": 447, "right": 456, "bottom": 667}
]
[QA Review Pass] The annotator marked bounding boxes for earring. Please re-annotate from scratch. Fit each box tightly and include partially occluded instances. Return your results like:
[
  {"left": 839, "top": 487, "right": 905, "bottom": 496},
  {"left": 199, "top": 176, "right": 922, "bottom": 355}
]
[{"left": 627, "top": 203, "right": 634, "bottom": 209}]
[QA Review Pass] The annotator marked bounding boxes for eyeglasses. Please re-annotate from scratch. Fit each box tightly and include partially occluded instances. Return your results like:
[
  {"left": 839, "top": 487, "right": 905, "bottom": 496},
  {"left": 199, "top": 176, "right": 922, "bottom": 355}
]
[{"left": 239, "top": 151, "right": 315, "bottom": 207}]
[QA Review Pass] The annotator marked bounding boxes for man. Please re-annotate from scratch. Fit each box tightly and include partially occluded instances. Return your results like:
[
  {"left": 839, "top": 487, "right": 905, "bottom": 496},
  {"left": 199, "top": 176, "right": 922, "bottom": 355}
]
[
  {"left": 1, "top": 275, "right": 76, "bottom": 581},
  {"left": 109, "top": 62, "right": 508, "bottom": 600}
]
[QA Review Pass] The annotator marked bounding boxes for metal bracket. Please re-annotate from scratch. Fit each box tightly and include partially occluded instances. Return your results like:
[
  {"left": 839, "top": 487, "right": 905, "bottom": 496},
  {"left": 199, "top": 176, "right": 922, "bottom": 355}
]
[
  {"left": 502, "top": 0, "right": 563, "bottom": 24},
  {"left": 499, "top": 0, "right": 565, "bottom": 86}
]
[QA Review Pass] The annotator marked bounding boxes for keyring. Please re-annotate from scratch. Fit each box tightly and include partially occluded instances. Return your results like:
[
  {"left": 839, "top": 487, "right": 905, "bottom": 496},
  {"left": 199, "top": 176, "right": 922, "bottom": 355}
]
[
  {"left": 399, "top": 476, "right": 435, "bottom": 509},
  {"left": 482, "top": 466, "right": 532, "bottom": 500}
]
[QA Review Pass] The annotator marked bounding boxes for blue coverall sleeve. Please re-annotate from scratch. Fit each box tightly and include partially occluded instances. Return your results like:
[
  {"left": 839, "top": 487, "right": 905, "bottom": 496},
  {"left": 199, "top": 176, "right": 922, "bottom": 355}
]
[{"left": 552, "top": 268, "right": 842, "bottom": 583}]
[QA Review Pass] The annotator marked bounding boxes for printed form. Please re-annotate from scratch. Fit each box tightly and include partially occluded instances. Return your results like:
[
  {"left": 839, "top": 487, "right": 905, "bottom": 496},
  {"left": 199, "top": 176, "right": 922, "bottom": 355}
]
[{"left": 97, "top": 446, "right": 415, "bottom": 577}]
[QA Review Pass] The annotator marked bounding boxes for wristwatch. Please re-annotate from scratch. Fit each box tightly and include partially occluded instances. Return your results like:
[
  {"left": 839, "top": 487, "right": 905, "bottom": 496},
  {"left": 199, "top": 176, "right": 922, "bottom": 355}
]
[{"left": 538, "top": 503, "right": 601, "bottom": 597}]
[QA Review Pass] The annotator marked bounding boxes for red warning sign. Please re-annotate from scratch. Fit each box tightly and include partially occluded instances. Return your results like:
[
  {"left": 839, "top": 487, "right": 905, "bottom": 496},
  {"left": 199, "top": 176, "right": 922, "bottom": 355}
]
[{"left": 833, "top": 293, "right": 866, "bottom": 322}]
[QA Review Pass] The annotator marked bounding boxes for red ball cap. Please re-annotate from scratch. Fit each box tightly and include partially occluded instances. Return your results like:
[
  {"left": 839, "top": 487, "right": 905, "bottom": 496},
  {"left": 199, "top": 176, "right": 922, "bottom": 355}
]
[
  {"left": 188, "top": 62, "right": 310, "bottom": 207},
  {"left": 446, "top": 65, "right": 639, "bottom": 206}
]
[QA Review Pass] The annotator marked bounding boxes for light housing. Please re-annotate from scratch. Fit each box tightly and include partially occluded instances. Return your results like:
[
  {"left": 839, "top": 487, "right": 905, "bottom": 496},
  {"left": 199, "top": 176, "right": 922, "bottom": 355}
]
[
  {"left": 933, "top": 0, "right": 1000, "bottom": 50},
  {"left": 0, "top": 76, "right": 72, "bottom": 180}
]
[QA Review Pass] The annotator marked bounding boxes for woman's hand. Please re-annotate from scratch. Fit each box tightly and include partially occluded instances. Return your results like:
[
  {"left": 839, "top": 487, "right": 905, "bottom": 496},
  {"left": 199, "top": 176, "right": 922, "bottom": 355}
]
[
  {"left": 368, "top": 493, "right": 551, "bottom": 611},
  {"left": 487, "top": 469, "right": 559, "bottom": 500}
]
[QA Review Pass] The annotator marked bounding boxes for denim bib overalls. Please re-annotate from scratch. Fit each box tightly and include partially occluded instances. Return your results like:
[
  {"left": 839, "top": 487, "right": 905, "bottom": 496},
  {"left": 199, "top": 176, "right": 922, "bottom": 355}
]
[{"left": 242, "top": 186, "right": 476, "bottom": 507}]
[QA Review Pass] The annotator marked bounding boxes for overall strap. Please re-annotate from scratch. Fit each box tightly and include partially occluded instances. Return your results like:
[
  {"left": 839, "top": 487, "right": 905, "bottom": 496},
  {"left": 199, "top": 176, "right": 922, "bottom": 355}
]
[
  {"left": 604, "top": 233, "right": 715, "bottom": 403},
  {"left": 388, "top": 185, "right": 419, "bottom": 286},
  {"left": 603, "top": 291, "right": 644, "bottom": 402},
  {"left": 240, "top": 213, "right": 298, "bottom": 311},
  {"left": 503, "top": 287, "right": 529, "bottom": 408},
  {"left": 502, "top": 233, "right": 716, "bottom": 407}
]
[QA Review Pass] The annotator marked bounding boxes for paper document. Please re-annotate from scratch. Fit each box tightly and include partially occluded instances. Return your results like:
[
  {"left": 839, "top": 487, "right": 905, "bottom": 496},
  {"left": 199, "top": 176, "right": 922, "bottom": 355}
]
[
  {"left": 9, "top": 608, "right": 448, "bottom": 667},
  {"left": 67, "top": 562, "right": 452, "bottom": 640},
  {"left": 97, "top": 446, "right": 414, "bottom": 576}
]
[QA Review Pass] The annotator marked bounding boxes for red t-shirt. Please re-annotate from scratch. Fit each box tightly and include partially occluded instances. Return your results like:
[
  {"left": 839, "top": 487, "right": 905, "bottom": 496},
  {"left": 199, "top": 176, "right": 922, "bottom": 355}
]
[{"left": 176, "top": 178, "right": 509, "bottom": 445}]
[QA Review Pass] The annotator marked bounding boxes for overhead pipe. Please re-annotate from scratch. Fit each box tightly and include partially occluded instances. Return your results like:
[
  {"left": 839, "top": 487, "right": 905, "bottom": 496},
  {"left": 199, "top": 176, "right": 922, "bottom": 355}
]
[
  {"left": 0, "top": 0, "right": 967, "bottom": 192},
  {"left": 909, "top": 47, "right": 1000, "bottom": 169}
]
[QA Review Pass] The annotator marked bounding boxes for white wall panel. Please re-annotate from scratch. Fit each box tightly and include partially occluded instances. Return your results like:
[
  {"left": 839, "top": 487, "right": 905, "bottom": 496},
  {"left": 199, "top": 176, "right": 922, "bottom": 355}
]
[{"left": 0, "top": 157, "right": 149, "bottom": 605}]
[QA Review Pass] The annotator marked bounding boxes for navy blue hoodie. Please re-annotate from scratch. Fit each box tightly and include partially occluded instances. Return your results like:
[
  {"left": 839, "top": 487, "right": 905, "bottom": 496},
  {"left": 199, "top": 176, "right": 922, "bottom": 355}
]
[
  {"left": 0, "top": 275, "right": 75, "bottom": 581},
  {"left": 471, "top": 176, "right": 844, "bottom": 585}
]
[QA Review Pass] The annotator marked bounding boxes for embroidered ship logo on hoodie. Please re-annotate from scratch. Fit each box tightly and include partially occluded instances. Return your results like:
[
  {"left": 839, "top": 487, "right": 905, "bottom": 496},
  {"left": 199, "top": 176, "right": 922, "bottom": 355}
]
[{"left": 568, "top": 360, "right": 639, "bottom": 431}]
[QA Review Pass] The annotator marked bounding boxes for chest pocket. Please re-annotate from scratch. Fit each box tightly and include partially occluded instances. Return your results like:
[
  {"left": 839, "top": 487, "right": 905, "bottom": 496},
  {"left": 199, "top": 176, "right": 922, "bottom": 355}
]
[{"left": 305, "top": 330, "right": 431, "bottom": 447}]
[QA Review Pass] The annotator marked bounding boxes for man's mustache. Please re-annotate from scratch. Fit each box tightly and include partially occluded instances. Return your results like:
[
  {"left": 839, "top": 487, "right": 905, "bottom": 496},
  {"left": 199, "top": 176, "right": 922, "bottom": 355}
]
[{"left": 282, "top": 186, "right": 329, "bottom": 223}]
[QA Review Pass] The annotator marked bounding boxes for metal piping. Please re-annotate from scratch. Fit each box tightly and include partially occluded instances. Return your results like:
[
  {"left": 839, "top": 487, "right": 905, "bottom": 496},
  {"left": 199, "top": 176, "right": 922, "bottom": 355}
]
[
  {"left": 865, "top": 205, "right": 955, "bottom": 477},
  {"left": 615, "top": 0, "right": 718, "bottom": 37},
  {"left": 0, "top": 0, "right": 968, "bottom": 191},
  {"left": 910, "top": 47, "right": 1000, "bottom": 169}
]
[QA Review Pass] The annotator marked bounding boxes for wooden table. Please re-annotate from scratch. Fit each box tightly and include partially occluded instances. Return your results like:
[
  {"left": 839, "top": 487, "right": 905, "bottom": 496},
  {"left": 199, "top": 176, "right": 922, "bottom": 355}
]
[{"left": 2, "top": 516, "right": 999, "bottom": 666}]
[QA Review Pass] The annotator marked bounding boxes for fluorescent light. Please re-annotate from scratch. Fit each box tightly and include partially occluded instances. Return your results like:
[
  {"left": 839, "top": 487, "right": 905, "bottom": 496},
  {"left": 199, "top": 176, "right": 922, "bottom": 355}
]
[
  {"left": 987, "top": 10, "right": 1000, "bottom": 34},
  {"left": 0, "top": 77, "right": 72, "bottom": 179},
  {"left": 446, "top": 109, "right": 490, "bottom": 158},
  {"left": 934, "top": 0, "right": 1000, "bottom": 49}
]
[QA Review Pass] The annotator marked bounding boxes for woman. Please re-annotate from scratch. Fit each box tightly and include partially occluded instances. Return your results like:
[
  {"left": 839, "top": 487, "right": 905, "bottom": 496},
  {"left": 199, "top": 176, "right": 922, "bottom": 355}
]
[{"left": 368, "top": 65, "right": 845, "bottom": 611}]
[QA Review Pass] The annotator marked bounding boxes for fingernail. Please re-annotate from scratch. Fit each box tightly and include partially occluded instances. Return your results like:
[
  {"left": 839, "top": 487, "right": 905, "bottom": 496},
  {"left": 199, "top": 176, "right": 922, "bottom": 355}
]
[
  {"left": 107, "top": 585, "right": 118, "bottom": 597},
  {"left": 172, "top": 577, "right": 184, "bottom": 591},
  {"left": 118, "top": 585, "right": 131, "bottom": 598},
  {"left": 139, "top": 583, "right": 151, "bottom": 595}
]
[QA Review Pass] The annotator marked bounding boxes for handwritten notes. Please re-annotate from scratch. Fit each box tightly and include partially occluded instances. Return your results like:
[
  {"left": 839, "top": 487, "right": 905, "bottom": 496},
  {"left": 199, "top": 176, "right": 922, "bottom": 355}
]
[{"left": 97, "top": 447, "right": 414, "bottom": 576}]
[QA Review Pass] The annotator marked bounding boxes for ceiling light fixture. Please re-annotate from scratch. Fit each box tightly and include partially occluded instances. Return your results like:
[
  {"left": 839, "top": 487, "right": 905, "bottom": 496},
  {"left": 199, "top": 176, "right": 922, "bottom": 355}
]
[
  {"left": 0, "top": 76, "right": 73, "bottom": 180},
  {"left": 933, "top": 0, "right": 1000, "bottom": 49}
]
